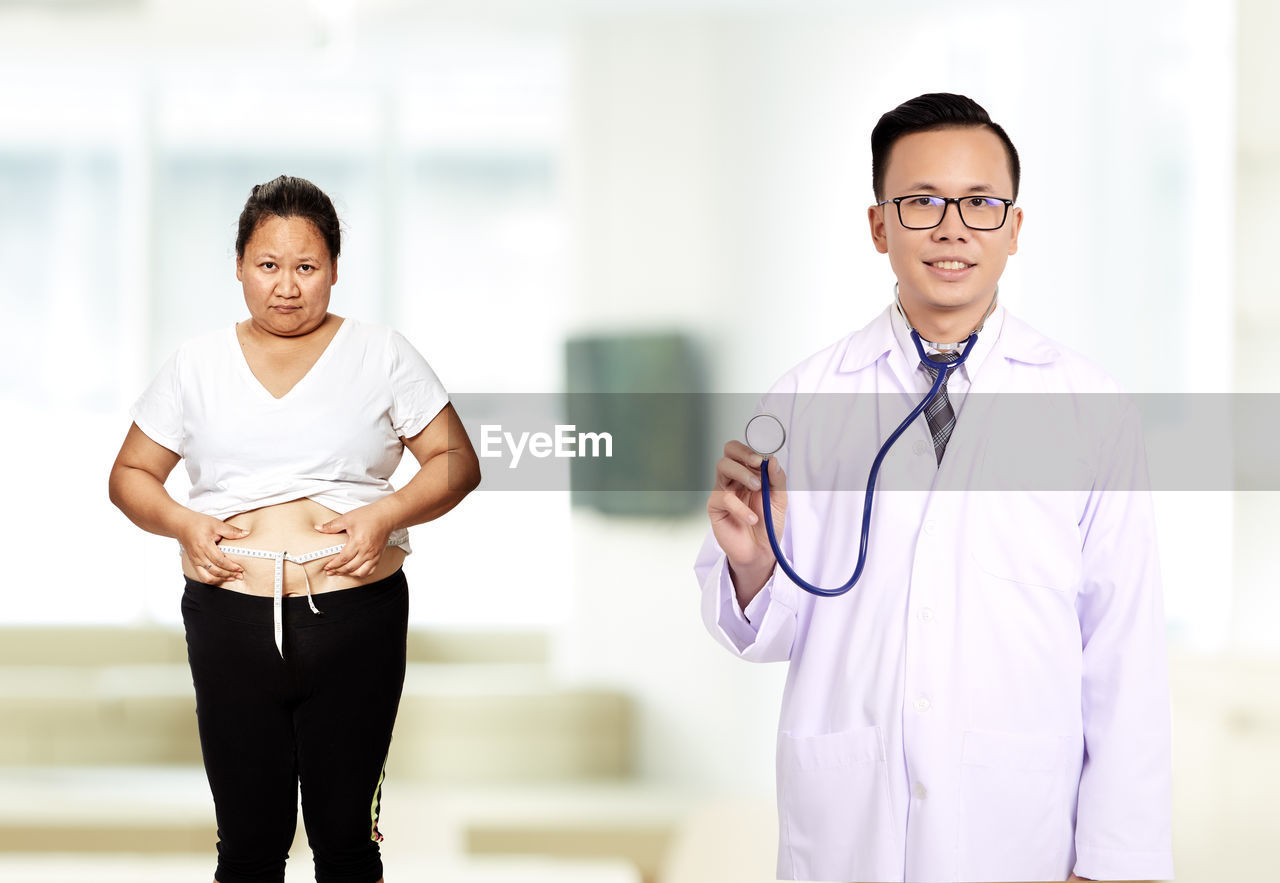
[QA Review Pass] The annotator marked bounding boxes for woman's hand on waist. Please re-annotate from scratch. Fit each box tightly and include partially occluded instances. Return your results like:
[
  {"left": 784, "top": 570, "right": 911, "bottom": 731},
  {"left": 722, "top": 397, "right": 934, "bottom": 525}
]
[
  {"left": 313, "top": 503, "right": 394, "bottom": 578},
  {"left": 178, "top": 512, "right": 250, "bottom": 582}
]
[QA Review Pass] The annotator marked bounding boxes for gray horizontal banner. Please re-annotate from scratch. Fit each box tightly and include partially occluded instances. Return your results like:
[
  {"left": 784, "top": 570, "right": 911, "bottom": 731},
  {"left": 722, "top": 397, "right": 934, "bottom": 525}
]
[{"left": 447, "top": 393, "right": 1274, "bottom": 494}]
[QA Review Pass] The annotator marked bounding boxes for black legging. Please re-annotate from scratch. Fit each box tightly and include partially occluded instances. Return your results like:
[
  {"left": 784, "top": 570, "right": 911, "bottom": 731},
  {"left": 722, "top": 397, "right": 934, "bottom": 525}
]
[{"left": 181, "top": 569, "right": 409, "bottom": 883}]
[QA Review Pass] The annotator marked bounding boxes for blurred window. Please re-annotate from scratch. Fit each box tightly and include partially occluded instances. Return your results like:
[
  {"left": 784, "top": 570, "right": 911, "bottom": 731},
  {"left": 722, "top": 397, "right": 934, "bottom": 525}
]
[{"left": 0, "top": 39, "right": 571, "bottom": 628}]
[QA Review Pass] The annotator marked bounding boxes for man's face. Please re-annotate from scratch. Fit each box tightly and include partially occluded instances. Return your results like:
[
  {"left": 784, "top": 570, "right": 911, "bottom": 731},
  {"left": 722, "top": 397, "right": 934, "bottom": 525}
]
[{"left": 868, "top": 126, "right": 1022, "bottom": 333}]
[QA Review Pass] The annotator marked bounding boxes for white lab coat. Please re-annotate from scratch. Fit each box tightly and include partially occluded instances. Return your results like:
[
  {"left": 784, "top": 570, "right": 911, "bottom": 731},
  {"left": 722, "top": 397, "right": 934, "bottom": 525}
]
[{"left": 696, "top": 304, "right": 1172, "bottom": 883}]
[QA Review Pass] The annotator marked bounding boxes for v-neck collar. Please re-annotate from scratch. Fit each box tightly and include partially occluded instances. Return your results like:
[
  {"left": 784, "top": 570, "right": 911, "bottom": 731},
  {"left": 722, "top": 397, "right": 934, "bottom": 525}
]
[{"left": 230, "top": 317, "right": 349, "bottom": 402}]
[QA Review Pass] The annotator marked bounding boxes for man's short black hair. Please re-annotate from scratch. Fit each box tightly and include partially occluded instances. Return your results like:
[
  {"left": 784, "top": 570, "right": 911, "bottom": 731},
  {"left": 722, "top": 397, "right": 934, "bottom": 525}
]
[{"left": 871, "top": 93, "right": 1020, "bottom": 202}]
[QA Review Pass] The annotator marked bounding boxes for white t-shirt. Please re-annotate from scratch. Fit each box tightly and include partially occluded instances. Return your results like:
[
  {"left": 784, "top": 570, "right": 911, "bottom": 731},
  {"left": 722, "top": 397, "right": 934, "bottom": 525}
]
[{"left": 131, "top": 317, "right": 449, "bottom": 542}]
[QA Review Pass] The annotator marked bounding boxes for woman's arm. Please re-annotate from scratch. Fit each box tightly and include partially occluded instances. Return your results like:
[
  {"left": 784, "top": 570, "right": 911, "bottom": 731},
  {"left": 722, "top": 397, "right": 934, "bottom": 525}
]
[
  {"left": 315, "top": 403, "right": 481, "bottom": 577},
  {"left": 108, "top": 423, "right": 250, "bottom": 581}
]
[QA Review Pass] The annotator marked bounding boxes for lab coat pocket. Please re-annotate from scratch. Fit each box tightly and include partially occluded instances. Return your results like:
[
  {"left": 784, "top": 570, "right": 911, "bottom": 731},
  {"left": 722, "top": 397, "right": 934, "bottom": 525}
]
[
  {"left": 777, "top": 725, "right": 899, "bottom": 882},
  {"left": 969, "top": 490, "right": 1084, "bottom": 593},
  {"left": 959, "top": 729, "right": 1076, "bottom": 881}
]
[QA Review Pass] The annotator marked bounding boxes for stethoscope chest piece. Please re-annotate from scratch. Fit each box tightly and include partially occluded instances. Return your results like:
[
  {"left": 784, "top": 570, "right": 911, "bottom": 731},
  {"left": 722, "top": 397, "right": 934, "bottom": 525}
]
[{"left": 745, "top": 413, "right": 786, "bottom": 457}]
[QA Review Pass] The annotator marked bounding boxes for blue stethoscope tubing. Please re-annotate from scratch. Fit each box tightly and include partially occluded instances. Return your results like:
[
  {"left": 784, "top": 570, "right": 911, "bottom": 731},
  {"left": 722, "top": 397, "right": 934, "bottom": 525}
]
[{"left": 757, "top": 329, "right": 979, "bottom": 597}]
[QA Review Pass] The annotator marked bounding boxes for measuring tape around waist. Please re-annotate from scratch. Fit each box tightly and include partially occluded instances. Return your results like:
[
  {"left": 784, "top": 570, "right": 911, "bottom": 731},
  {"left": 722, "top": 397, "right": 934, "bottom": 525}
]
[{"left": 217, "top": 539, "right": 404, "bottom": 658}]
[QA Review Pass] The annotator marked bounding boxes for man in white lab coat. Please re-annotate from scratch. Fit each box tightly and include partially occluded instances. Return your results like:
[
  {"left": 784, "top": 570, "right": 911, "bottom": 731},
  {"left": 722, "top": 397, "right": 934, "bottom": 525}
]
[{"left": 697, "top": 94, "right": 1173, "bottom": 882}]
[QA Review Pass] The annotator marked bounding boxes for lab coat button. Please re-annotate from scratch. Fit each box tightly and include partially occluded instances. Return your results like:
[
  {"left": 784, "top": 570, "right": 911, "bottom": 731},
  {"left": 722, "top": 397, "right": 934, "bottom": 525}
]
[
  {"left": 913, "top": 695, "right": 931, "bottom": 712},
  {"left": 913, "top": 439, "right": 929, "bottom": 456},
  {"left": 913, "top": 782, "right": 928, "bottom": 799},
  {"left": 919, "top": 607, "right": 935, "bottom": 623},
  {"left": 923, "top": 519, "right": 937, "bottom": 536}
]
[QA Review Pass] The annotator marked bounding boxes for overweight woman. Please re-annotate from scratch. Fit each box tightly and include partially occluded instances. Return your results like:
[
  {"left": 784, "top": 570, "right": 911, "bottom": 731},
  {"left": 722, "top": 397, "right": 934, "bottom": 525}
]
[{"left": 109, "top": 175, "right": 481, "bottom": 883}]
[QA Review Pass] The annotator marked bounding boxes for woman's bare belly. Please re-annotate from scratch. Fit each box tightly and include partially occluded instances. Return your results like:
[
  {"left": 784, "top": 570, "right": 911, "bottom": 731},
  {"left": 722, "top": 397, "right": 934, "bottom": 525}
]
[{"left": 180, "top": 499, "right": 406, "bottom": 597}]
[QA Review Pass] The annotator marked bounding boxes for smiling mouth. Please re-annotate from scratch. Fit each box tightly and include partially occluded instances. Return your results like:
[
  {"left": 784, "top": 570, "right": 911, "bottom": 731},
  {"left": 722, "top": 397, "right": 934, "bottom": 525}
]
[{"left": 928, "top": 261, "right": 974, "bottom": 270}]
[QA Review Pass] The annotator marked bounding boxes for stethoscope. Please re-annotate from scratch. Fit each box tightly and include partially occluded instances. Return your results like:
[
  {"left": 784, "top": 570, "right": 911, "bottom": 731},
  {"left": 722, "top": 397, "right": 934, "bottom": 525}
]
[{"left": 744, "top": 290, "right": 993, "bottom": 597}]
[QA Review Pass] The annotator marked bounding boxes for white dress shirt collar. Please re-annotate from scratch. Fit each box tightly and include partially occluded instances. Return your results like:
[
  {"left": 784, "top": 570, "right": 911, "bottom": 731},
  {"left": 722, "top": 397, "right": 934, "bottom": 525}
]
[{"left": 889, "top": 289, "right": 1006, "bottom": 388}]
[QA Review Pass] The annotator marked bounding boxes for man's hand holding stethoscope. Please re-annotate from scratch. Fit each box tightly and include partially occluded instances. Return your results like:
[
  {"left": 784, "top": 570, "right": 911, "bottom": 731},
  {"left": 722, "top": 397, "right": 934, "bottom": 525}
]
[
  {"left": 707, "top": 414, "right": 790, "bottom": 606},
  {"left": 713, "top": 329, "right": 980, "bottom": 603}
]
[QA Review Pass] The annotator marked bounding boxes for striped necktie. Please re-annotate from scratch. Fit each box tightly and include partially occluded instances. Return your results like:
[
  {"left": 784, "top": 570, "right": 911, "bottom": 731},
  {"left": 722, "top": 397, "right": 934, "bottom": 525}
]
[{"left": 921, "top": 351, "right": 961, "bottom": 465}]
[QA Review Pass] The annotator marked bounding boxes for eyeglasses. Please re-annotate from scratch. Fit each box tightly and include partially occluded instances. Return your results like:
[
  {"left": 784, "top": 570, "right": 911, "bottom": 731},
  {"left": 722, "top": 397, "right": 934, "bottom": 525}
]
[{"left": 877, "top": 194, "right": 1014, "bottom": 231}]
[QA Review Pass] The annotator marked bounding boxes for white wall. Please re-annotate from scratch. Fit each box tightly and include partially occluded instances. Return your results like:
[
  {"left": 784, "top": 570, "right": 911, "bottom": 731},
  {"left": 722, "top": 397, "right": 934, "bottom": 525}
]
[{"left": 1233, "top": 0, "right": 1280, "bottom": 650}]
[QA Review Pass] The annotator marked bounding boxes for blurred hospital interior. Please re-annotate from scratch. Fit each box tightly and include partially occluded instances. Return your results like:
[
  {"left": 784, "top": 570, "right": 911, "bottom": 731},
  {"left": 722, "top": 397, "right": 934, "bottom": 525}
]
[{"left": 0, "top": 0, "right": 1277, "bottom": 880}]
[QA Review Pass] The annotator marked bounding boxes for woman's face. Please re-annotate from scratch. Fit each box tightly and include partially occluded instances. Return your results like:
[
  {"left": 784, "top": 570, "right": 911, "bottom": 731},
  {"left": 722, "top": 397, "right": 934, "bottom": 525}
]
[{"left": 236, "top": 214, "right": 337, "bottom": 338}]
